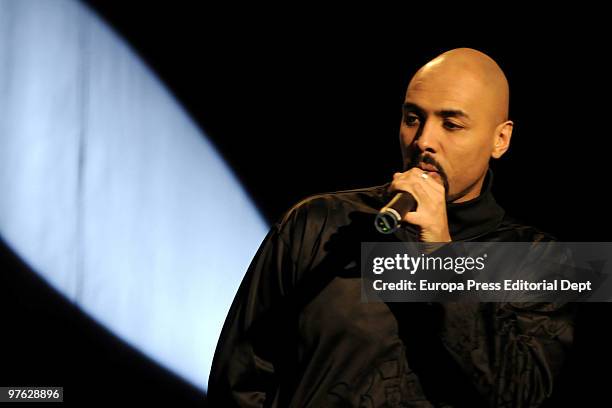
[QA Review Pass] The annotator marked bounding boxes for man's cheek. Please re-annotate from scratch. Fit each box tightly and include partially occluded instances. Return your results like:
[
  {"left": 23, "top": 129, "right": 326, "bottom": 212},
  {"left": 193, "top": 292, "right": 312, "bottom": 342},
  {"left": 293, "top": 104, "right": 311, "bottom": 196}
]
[{"left": 399, "top": 127, "right": 418, "bottom": 144}]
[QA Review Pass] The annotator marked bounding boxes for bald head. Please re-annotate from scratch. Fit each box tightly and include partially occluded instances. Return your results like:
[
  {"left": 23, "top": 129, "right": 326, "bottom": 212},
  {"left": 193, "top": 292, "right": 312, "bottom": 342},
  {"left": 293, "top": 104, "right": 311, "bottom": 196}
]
[
  {"left": 408, "top": 48, "right": 510, "bottom": 124},
  {"left": 399, "top": 48, "right": 514, "bottom": 203}
]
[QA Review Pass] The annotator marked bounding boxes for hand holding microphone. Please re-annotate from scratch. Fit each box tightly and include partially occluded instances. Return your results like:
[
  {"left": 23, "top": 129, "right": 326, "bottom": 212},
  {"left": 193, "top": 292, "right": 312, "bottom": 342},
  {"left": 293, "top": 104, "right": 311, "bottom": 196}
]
[
  {"left": 374, "top": 185, "right": 418, "bottom": 234},
  {"left": 375, "top": 166, "right": 451, "bottom": 243}
]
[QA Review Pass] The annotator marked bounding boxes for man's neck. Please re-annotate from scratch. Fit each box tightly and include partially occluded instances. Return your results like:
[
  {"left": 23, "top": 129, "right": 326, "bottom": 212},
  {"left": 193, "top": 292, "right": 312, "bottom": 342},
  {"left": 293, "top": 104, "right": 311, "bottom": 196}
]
[{"left": 450, "top": 170, "right": 487, "bottom": 204}]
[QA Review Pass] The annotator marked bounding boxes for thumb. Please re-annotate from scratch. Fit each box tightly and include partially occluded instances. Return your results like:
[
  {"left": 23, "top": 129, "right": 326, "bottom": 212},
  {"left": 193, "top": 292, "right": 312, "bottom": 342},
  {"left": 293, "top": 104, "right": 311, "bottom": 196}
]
[{"left": 403, "top": 211, "right": 423, "bottom": 227}]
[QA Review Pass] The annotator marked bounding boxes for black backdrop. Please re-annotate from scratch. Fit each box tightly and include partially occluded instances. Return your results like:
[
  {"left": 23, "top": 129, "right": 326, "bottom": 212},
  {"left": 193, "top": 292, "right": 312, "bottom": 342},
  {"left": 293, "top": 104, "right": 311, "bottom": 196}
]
[
  {"left": 1, "top": 2, "right": 611, "bottom": 406},
  {"left": 81, "top": 3, "right": 611, "bottom": 241}
]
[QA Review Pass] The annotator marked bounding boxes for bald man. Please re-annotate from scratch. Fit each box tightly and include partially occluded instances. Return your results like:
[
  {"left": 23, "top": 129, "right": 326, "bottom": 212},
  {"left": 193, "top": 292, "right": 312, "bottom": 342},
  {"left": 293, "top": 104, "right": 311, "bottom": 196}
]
[
  {"left": 208, "top": 48, "right": 574, "bottom": 407},
  {"left": 391, "top": 48, "right": 513, "bottom": 242}
]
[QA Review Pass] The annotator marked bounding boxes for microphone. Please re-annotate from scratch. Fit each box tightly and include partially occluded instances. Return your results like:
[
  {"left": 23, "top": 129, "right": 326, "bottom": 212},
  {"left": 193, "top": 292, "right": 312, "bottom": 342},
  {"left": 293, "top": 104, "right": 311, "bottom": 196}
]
[{"left": 374, "top": 191, "right": 416, "bottom": 234}]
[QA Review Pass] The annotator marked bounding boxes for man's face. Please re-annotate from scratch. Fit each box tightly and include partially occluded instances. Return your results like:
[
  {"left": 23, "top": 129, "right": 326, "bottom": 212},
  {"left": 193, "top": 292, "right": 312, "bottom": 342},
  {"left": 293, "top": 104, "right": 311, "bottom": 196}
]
[{"left": 400, "top": 69, "right": 500, "bottom": 203}]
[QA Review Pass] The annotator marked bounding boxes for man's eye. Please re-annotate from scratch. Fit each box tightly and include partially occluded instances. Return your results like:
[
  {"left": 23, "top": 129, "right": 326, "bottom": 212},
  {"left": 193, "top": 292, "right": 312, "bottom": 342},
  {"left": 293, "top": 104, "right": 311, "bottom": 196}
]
[
  {"left": 404, "top": 114, "right": 420, "bottom": 126},
  {"left": 443, "top": 121, "right": 463, "bottom": 130}
]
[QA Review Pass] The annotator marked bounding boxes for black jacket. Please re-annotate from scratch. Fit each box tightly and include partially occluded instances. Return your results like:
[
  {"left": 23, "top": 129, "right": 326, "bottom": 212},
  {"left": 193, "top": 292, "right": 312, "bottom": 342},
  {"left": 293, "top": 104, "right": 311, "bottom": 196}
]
[{"left": 208, "top": 169, "right": 575, "bottom": 407}]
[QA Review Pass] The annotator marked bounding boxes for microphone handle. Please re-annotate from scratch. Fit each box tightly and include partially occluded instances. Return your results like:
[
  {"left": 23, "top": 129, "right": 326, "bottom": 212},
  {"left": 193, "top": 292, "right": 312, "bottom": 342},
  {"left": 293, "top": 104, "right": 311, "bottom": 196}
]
[{"left": 374, "top": 192, "right": 417, "bottom": 234}]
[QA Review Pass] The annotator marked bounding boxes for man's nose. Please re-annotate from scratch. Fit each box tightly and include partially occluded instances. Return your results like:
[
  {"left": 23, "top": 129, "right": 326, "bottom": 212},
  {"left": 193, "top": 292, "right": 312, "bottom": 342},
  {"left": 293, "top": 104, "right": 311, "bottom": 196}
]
[{"left": 415, "top": 120, "right": 440, "bottom": 153}]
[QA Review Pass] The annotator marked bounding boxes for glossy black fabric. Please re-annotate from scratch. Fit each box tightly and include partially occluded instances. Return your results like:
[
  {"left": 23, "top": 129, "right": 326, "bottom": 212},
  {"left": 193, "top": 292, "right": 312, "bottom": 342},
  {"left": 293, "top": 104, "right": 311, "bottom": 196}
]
[{"left": 207, "top": 169, "right": 575, "bottom": 407}]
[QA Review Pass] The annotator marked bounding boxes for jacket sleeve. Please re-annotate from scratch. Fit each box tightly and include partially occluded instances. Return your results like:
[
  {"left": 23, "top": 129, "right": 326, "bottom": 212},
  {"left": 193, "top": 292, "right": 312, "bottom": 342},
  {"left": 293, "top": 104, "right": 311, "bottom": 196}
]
[
  {"left": 206, "top": 211, "right": 300, "bottom": 407},
  {"left": 492, "top": 301, "right": 574, "bottom": 407},
  {"left": 439, "top": 243, "right": 576, "bottom": 408},
  {"left": 439, "top": 301, "right": 574, "bottom": 408}
]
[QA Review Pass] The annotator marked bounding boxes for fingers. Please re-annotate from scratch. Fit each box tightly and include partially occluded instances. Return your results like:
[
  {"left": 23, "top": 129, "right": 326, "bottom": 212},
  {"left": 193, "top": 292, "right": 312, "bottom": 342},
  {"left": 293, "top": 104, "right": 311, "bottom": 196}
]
[
  {"left": 390, "top": 169, "right": 444, "bottom": 193},
  {"left": 388, "top": 169, "right": 443, "bottom": 207},
  {"left": 387, "top": 168, "right": 451, "bottom": 242}
]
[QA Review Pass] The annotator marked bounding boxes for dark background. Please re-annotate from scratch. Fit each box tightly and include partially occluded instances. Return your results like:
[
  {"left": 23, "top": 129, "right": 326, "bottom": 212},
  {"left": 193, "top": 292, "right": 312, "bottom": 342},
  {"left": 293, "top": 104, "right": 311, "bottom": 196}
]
[{"left": 1, "top": 2, "right": 610, "bottom": 406}]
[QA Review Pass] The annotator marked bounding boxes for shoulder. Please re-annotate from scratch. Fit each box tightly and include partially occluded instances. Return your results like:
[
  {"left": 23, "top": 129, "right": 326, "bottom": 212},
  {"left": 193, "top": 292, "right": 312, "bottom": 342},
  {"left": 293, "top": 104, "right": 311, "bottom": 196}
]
[
  {"left": 276, "top": 183, "right": 389, "bottom": 231},
  {"left": 495, "top": 213, "right": 559, "bottom": 242},
  {"left": 268, "top": 184, "right": 388, "bottom": 282}
]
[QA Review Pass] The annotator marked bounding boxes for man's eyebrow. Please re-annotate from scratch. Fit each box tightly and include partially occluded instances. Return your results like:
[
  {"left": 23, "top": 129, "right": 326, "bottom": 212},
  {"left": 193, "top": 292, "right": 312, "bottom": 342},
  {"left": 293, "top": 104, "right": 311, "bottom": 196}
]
[
  {"left": 438, "top": 109, "right": 470, "bottom": 121},
  {"left": 402, "top": 102, "right": 423, "bottom": 114},
  {"left": 402, "top": 102, "right": 471, "bottom": 121}
]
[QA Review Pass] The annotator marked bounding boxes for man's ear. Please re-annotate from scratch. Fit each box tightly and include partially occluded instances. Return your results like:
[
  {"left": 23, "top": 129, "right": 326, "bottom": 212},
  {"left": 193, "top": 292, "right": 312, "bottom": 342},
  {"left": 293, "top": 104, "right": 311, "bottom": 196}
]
[{"left": 491, "top": 120, "right": 513, "bottom": 159}]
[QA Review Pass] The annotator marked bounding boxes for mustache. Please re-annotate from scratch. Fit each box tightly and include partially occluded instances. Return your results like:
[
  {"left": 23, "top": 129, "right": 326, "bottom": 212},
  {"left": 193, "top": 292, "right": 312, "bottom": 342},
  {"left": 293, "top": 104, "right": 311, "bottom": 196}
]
[{"left": 409, "top": 151, "right": 450, "bottom": 194}]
